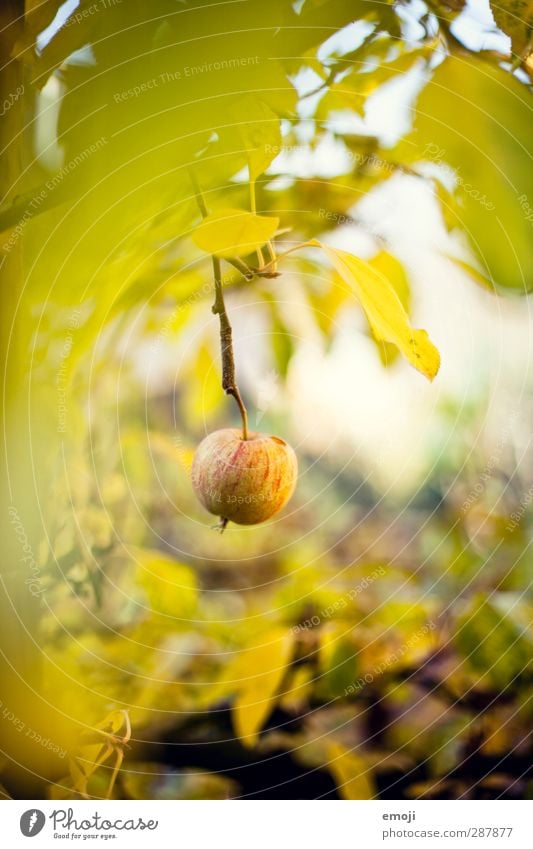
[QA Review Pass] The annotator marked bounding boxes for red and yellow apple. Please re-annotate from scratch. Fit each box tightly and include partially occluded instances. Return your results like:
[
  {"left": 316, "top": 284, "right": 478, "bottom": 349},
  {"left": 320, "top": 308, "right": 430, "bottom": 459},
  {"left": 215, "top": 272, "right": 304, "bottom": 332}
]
[{"left": 191, "top": 428, "right": 297, "bottom": 525}]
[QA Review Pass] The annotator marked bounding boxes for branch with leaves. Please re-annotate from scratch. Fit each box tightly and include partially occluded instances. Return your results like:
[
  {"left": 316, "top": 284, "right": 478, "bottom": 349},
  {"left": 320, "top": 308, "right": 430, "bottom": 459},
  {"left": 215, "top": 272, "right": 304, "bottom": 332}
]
[
  {"left": 191, "top": 214, "right": 441, "bottom": 382},
  {"left": 53, "top": 709, "right": 131, "bottom": 800}
]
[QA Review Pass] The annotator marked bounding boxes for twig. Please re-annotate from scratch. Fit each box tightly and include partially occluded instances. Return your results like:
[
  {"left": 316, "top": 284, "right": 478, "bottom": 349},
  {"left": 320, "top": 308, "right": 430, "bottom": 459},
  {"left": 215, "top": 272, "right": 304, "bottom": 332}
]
[
  {"left": 254, "top": 240, "right": 314, "bottom": 274},
  {"left": 211, "top": 255, "right": 249, "bottom": 440},
  {"left": 106, "top": 748, "right": 124, "bottom": 800},
  {"left": 189, "top": 169, "right": 249, "bottom": 440},
  {"left": 226, "top": 256, "right": 254, "bottom": 279}
]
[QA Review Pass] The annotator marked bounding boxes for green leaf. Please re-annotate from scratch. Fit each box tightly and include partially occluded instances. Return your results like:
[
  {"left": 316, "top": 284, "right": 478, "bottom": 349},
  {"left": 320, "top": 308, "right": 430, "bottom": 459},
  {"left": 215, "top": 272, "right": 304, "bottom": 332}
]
[
  {"left": 317, "top": 629, "right": 357, "bottom": 699},
  {"left": 395, "top": 54, "right": 533, "bottom": 293},
  {"left": 192, "top": 209, "right": 279, "bottom": 258},
  {"left": 263, "top": 294, "right": 295, "bottom": 378},
  {"left": 313, "top": 241, "right": 440, "bottom": 380},
  {"left": 456, "top": 593, "right": 533, "bottom": 688},
  {"left": 318, "top": 40, "right": 436, "bottom": 119},
  {"left": 232, "top": 628, "right": 294, "bottom": 747},
  {"left": 234, "top": 98, "right": 282, "bottom": 182}
]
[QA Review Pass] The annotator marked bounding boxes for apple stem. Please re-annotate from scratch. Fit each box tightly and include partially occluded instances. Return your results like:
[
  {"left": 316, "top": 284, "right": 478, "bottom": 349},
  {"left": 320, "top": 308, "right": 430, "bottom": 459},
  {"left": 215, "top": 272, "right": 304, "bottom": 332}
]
[
  {"left": 211, "top": 256, "right": 249, "bottom": 440},
  {"left": 189, "top": 169, "right": 249, "bottom": 441}
]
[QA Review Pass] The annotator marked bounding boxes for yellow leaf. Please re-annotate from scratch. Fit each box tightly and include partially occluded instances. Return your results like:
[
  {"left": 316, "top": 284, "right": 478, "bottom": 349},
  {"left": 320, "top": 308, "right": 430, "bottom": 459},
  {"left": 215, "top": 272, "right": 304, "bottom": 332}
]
[
  {"left": 367, "top": 252, "right": 411, "bottom": 368},
  {"left": 233, "top": 628, "right": 294, "bottom": 747},
  {"left": 371, "top": 251, "right": 411, "bottom": 312},
  {"left": 193, "top": 209, "right": 279, "bottom": 258},
  {"left": 94, "top": 709, "right": 129, "bottom": 736},
  {"left": 313, "top": 241, "right": 440, "bottom": 380},
  {"left": 279, "top": 665, "right": 313, "bottom": 712},
  {"left": 328, "top": 742, "right": 375, "bottom": 800},
  {"left": 134, "top": 550, "right": 198, "bottom": 617}
]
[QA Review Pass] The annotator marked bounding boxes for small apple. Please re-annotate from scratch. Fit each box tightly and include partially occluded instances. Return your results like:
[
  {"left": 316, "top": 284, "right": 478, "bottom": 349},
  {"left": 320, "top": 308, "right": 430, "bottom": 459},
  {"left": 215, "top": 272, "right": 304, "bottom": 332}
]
[{"left": 191, "top": 428, "right": 297, "bottom": 526}]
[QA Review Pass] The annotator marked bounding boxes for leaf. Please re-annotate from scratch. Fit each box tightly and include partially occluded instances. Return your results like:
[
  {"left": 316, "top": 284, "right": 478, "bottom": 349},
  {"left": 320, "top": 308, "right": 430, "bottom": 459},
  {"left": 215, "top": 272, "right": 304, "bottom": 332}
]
[
  {"left": 263, "top": 294, "right": 295, "bottom": 378},
  {"left": 319, "top": 41, "right": 436, "bottom": 118},
  {"left": 443, "top": 254, "right": 493, "bottom": 291},
  {"left": 234, "top": 98, "right": 282, "bottom": 182},
  {"left": 489, "top": 0, "right": 533, "bottom": 57},
  {"left": 254, "top": 59, "right": 298, "bottom": 117},
  {"left": 309, "top": 276, "right": 350, "bottom": 341},
  {"left": 327, "top": 743, "right": 375, "bottom": 800},
  {"left": 455, "top": 593, "right": 533, "bottom": 688},
  {"left": 279, "top": 666, "right": 313, "bottom": 712},
  {"left": 313, "top": 241, "right": 440, "bottom": 380},
  {"left": 94, "top": 709, "right": 129, "bottom": 736},
  {"left": 394, "top": 54, "right": 533, "bottom": 293},
  {"left": 69, "top": 709, "right": 130, "bottom": 798},
  {"left": 233, "top": 628, "right": 294, "bottom": 747},
  {"left": 367, "top": 252, "right": 411, "bottom": 367},
  {"left": 317, "top": 629, "right": 357, "bottom": 699},
  {"left": 134, "top": 550, "right": 198, "bottom": 618},
  {"left": 192, "top": 209, "right": 279, "bottom": 258}
]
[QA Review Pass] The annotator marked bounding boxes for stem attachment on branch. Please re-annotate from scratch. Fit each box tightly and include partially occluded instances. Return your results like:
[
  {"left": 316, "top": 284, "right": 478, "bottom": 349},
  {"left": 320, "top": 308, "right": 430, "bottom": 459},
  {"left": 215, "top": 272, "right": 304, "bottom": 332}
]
[
  {"left": 189, "top": 169, "right": 249, "bottom": 440},
  {"left": 211, "top": 255, "right": 248, "bottom": 440}
]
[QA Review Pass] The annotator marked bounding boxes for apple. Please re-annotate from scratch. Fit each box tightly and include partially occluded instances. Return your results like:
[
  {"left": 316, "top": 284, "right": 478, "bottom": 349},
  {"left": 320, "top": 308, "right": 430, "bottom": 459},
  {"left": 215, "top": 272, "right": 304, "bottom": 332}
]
[{"left": 191, "top": 428, "right": 297, "bottom": 526}]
